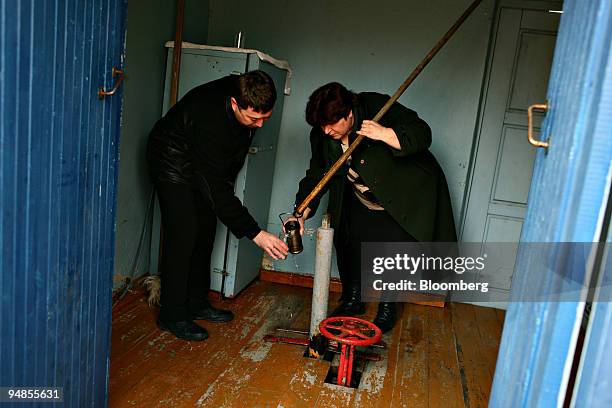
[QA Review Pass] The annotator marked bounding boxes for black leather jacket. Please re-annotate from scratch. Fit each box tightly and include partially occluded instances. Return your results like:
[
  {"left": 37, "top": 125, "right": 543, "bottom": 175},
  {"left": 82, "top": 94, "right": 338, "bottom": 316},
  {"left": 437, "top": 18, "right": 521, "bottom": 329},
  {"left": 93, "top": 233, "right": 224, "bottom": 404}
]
[
  {"left": 147, "top": 76, "right": 261, "bottom": 239},
  {"left": 296, "top": 92, "right": 456, "bottom": 242}
]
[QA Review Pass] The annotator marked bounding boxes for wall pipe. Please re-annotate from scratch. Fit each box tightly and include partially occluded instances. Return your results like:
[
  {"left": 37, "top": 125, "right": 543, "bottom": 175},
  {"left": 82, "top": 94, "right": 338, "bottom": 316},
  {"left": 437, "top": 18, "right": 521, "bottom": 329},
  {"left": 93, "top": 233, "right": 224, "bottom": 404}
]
[
  {"left": 310, "top": 217, "right": 334, "bottom": 337},
  {"left": 169, "top": 0, "right": 185, "bottom": 106},
  {"left": 154, "top": 0, "right": 185, "bottom": 281}
]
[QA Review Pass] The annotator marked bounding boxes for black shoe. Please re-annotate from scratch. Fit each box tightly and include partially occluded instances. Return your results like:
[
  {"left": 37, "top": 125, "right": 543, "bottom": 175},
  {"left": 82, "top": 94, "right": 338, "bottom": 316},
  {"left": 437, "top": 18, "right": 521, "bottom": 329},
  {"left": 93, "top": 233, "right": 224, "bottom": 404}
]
[
  {"left": 190, "top": 302, "right": 234, "bottom": 323},
  {"left": 157, "top": 318, "right": 209, "bottom": 341},
  {"left": 373, "top": 302, "right": 397, "bottom": 333},
  {"left": 331, "top": 286, "right": 366, "bottom": 316}
]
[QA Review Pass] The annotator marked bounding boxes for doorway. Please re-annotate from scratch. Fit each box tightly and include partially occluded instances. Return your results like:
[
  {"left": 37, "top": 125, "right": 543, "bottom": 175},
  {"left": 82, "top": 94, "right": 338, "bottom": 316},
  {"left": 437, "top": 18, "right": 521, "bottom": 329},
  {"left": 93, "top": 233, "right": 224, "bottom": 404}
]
[{"left": 461, "top": 1, "right": 562, "bottom": 305}]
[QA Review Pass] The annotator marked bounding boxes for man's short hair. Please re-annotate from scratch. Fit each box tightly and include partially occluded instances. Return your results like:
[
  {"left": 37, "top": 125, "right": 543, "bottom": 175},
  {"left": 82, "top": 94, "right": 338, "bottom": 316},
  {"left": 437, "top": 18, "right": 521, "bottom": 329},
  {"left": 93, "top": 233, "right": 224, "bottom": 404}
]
[
  {"left": 305, "top": 82, "right": 357, "bottom": 127},
  {"left": 235, "top": 70, "right": 277, "bottom": 113}
]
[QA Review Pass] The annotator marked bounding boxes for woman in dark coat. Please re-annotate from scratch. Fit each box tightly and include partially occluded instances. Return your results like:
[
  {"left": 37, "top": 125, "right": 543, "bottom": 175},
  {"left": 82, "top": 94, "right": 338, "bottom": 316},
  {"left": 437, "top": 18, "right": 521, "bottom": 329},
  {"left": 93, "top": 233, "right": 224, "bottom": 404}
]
[{"left": 293, "top": 82, "right": 456, "bottom": 332}]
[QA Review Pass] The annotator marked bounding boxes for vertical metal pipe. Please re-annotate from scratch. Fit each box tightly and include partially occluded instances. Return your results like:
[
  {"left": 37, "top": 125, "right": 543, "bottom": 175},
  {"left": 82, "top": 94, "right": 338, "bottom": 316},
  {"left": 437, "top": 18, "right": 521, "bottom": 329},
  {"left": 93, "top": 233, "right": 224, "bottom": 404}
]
[
  {"left": 310, "top": 225, "right": 334, "bottom": 337},
  {"left": 347, "top": 345, "right": 355, "bottom": 385},
  {"left": 170, "top": 0, "right": 185, "bottom": 106},
  {"left": 338, "top": 344, "right": 348, "bottom": 386},
  {"left": 157, "top": 0, "right": 186, "bottom": 276}
]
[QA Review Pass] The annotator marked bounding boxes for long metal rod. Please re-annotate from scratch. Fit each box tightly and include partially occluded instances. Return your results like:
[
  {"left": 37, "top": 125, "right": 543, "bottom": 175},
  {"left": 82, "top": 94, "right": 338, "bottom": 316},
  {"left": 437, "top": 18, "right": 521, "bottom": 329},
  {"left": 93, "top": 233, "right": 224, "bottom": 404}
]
[
  {"left": 158, "top": 0, "right": 185, "bottom": 275},
  {"left": 170, "top": 0, "right": 185, "bottom": 106},
  {"left": 295, "top": 0, "right": 483, "bottom": 217}
]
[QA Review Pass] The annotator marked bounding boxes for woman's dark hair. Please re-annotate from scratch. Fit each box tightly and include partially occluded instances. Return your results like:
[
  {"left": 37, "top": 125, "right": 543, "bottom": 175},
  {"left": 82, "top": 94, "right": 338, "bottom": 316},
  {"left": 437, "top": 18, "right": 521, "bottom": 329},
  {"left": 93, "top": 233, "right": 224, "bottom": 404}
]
[
  {"left": 236, "top": 70, "right": 277, "bottom": 112},
  {"left": 305, "top": 82, "right": 357, "bottom": 127}
]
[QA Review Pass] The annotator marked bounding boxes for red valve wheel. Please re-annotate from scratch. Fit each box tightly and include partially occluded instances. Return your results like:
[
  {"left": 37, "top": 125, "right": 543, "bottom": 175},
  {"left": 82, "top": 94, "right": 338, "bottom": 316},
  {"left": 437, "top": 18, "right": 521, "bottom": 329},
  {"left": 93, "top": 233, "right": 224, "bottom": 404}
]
[{"left": 319, "top": 316, "right": 382, "bottom": 347}]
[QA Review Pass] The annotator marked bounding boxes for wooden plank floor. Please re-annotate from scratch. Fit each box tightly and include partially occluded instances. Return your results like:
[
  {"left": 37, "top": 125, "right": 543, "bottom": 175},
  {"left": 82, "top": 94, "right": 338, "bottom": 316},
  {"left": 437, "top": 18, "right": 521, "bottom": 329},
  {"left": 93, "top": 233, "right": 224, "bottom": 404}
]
[{"left": 109, "top": 281, "right": 505, "bottom": 407}]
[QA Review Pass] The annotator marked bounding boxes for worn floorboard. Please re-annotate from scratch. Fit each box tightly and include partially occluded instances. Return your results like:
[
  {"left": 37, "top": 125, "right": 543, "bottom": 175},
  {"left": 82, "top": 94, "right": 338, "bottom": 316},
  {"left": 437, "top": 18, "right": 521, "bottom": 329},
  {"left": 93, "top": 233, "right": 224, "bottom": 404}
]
[
  {"left": 109, "top": 281, "right": 504, "bottom": 407},
  {"left": 451, "top": 303, "right": 491, "bottom": 408},
  {"left": 393, "top": 303, "right": 430, "bottom": 408}
]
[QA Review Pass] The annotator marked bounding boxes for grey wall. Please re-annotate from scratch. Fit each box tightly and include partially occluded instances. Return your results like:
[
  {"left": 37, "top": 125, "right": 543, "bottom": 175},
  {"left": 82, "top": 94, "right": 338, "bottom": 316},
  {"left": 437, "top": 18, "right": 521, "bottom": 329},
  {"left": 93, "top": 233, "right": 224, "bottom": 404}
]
[
  {"left": 207, "top": 0, "right": 495, "bottom": 275},
  {"left": 114, "top": 0, "right": 210, "bottom": 289}
]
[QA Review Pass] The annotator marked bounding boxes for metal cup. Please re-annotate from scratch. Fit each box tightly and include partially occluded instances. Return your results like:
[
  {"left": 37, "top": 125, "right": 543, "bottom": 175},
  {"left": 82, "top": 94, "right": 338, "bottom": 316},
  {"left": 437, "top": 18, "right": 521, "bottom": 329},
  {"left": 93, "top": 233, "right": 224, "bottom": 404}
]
[{"left": 284, "top": 220, "right": 303, "bottom": 254}]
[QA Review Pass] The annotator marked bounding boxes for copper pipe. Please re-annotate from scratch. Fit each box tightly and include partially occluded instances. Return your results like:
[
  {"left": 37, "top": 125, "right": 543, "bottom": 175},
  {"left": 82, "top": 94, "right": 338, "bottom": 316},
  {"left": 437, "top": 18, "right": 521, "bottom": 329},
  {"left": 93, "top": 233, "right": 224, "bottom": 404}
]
[
  {"left": 170, "top": 0, "right": 185, "bottom": 106},
  {"left": 295, "top": 0, "right": 483, "bottom": 217}
]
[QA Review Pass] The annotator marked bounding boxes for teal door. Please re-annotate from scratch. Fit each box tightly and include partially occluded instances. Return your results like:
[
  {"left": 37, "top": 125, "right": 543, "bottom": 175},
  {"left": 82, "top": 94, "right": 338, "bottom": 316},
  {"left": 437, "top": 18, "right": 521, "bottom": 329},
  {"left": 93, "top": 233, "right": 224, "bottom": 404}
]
[
  {"left": 0, "top": 1, "right": 126, "bottom": 406},
  {"left": 461, "top": 1, "right": 561, "bottom": 305},
  {"left": 224, "top": 58, "right": 287, "bottom": 297},
  {"left": 490, "top": 0, "right": 612, "bottom": 406}
]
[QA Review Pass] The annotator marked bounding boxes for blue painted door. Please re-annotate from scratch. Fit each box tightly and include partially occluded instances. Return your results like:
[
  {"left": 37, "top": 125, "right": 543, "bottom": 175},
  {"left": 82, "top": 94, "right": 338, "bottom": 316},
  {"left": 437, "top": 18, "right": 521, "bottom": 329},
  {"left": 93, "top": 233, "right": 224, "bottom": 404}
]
[
  {"left": 490, "top": 1, "right": 612, "bottom": 406},
  {"left": 0, "top": 1, "right": 126, "bottom": 406},
  {"left": 571, "top": 221, "right": 612, "bottom": 408},
  {"left": 460, "top": 3, "right": 561, "bottom": 307}
]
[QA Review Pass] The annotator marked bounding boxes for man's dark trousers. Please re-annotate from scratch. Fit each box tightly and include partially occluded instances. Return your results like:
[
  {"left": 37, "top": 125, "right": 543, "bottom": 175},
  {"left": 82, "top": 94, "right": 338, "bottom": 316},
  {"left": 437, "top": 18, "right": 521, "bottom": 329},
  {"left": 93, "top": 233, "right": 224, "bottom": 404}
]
[{"left": 155, "top": 180, "right": 216, "bottom": 321}]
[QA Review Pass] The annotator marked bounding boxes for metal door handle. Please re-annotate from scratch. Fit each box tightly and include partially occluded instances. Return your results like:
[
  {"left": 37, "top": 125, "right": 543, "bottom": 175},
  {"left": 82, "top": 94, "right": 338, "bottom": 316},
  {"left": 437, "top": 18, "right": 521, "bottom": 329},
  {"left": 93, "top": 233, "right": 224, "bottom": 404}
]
[
  {"left": 528, "top": 102, "right": 550, "bottom": 149},
  {"left": 98, "top": 66, "right": 124, "bottom": 99}
]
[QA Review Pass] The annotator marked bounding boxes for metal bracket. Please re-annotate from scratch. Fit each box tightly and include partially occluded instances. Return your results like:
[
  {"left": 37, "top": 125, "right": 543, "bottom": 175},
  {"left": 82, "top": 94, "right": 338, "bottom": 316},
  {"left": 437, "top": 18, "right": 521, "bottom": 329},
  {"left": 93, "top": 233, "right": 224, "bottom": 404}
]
[
  {"left": 248, "top": 145, "right": 274, "bottom": 154},
  {"left": 212, "top": 268, "right": 229, "bottom": 277},
  {"left": 98, "top": 66, "right": 125, "bottom": 99}
]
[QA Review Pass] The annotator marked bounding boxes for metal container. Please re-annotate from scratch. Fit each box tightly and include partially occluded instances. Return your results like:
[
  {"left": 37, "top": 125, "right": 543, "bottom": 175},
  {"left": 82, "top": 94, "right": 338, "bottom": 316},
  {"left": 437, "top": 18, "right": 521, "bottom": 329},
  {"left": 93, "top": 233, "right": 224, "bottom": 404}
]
[{"left": 284, "top": 220, "right": 303, "bottom": 254}]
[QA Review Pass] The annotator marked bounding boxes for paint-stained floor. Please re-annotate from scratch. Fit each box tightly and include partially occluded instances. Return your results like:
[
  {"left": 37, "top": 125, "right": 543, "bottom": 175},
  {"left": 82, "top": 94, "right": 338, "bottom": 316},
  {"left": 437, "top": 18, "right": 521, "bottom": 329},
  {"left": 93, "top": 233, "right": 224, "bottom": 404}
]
[{"left": 109, "top": 280, "right": 505, "bottom": 407}]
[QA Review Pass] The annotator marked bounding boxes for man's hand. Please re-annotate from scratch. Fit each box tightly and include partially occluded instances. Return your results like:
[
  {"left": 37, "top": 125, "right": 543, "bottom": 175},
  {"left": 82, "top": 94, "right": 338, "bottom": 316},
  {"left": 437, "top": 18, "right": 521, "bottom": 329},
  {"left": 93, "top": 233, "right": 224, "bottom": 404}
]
[
  {"left": 253, "top": 230, "right": 289, "bottom": 260},
  {"left": 283, "top": 208, "right": 311, "bottom": 236},
  {"left": 356, "top": 120, "right": 400, "bottom": 150}
]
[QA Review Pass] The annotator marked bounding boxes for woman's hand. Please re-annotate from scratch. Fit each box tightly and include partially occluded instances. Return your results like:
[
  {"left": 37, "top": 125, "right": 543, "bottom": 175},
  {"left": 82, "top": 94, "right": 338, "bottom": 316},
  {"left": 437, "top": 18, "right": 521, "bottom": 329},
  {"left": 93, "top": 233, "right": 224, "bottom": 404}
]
[
  {"left": 282, "top": 207, "right": 312, "bottom": 236},
  {"left": 356, "top": 120, "right": 400, "bottom": 150}
]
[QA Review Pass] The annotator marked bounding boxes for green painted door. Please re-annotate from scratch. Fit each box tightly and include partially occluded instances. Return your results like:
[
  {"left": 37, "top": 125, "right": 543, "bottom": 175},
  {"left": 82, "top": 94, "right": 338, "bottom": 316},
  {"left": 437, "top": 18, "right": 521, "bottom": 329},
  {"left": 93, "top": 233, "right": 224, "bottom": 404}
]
[{"left": 461, "top": 2, "right": 561, "bottom": 305}]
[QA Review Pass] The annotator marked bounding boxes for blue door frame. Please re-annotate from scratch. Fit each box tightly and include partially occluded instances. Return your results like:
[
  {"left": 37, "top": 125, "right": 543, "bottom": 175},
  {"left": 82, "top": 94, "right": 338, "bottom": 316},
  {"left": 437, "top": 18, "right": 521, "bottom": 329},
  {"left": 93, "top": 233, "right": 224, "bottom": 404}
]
[
  {"left": 0, "top": 1, "right": 126, "bottom": 406},
  {"left": 490, "top": 0, "right": 612, "bottom": 406},
  {"left": 571, "top": 217, "right": 612, "bottom": 407}
]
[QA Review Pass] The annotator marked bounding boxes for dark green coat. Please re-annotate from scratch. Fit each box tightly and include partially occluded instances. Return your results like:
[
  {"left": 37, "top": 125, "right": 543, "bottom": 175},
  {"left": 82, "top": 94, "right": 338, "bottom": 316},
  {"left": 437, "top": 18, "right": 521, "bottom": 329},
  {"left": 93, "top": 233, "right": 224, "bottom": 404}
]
[{"left": 295, "top": 92, "right": 457, "bottom": 242}]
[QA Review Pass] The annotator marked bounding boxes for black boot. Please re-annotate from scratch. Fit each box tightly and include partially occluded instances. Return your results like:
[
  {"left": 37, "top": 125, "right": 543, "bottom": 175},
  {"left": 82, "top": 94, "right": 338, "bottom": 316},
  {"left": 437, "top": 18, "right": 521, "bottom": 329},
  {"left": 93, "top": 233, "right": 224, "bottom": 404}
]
[
  {"left": 331, "top": 286, "right": 366, "bottom": 316},
  {"left": 190, "top": 301, "right": 234, "bottom": 323},
  {"left": 157, "top": 318, "right": 209, "bottom": 341},
  {"left": 373, "top": 302, "right": 397, "bottom": 333}
]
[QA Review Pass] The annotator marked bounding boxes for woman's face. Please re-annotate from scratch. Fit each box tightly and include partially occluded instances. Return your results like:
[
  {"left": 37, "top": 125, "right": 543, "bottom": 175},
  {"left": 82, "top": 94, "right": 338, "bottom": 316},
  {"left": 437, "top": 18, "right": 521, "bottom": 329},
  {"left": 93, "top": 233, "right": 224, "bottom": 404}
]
[{"left": 322, "top": 111, "right": 353, "bottom": 141}]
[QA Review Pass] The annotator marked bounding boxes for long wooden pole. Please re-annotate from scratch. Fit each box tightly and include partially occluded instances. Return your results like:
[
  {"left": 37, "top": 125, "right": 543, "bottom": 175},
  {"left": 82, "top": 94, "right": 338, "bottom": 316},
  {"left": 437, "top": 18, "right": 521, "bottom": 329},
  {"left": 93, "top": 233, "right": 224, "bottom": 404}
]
[{"left": 295, "top": 0, "right": 483, "bottom": 217}]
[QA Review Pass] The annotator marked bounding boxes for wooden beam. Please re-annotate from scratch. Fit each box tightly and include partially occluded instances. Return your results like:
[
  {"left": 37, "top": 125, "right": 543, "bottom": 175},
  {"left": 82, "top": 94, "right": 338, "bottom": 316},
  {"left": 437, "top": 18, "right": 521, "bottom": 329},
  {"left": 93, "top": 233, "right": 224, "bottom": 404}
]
[
  {"left": 259, "top": 269, "right": 343, "bottom": 293},
  {"left": 259, "top": 269, "right": 445, "bottom": 307}
]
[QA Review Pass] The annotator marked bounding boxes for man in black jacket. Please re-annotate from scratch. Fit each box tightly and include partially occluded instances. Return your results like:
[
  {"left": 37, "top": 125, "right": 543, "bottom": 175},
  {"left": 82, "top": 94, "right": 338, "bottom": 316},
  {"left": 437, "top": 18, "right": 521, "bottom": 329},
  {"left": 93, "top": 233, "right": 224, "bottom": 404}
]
[
  {"left": 293, "top": 82, "right": 456, "bottom": 332},
  {"left": 147, "top": 70, "right": 288, "bottom": 341}
]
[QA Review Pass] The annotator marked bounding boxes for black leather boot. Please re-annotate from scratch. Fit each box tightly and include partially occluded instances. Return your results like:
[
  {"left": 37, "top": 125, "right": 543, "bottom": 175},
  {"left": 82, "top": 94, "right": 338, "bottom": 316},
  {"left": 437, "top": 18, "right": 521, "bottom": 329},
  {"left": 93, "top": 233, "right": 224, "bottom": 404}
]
[
  {"left": 373, "top": 302, "right": 397, "bottom": 333},
  {"left": 331, "top": 286, "right": 366, "bottom": 316},
  {"left": 157, "top": 318, "right": 209, "bottom": 341},
  {"left": 190, "top": 301, "right": 234, "bottom": 323}
]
